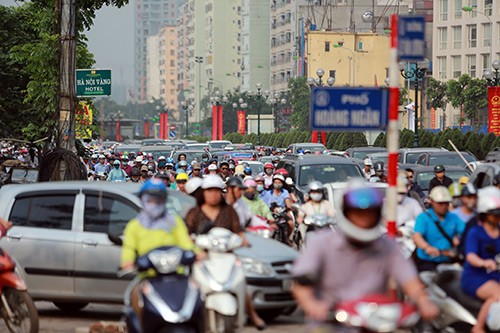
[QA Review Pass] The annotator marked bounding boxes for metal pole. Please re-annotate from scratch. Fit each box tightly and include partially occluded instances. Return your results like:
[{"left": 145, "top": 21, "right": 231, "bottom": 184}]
[
  {"left": 185, "top": 107, "right": 188, "bottom": 138},
  {"left": 257, "top": 97, "right": 261, "bottom": 145},
  {"left": 414, "top": 71, "right": 419, "bottom": 148}
]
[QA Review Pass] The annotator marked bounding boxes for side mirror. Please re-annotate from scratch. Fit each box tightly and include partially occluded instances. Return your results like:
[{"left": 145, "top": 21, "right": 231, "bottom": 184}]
[{"left": 108, "top": 234, "right": 123, "bottom": 246}]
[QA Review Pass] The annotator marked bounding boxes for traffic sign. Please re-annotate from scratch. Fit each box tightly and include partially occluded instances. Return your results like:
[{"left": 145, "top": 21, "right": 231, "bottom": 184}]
[
  {"left": 169, "top": 131, "right": 176, "bottom": 138},
  {"left": 76, "top": 69, "right": 112, "bottom": 97},
  {"left": 309, "top": 87, "right": 389, "bottom": 131},
  {"left": 169, "top": 125, "right": 176, "bottom": 130},
  {"left": 398, "top": 16, "right": 426, "bottom": 61}
]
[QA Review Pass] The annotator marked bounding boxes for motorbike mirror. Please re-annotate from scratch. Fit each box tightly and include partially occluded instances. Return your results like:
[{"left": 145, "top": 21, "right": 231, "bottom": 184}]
[{"left": 108, "top": 234, "right": 123, "bottom": 246}]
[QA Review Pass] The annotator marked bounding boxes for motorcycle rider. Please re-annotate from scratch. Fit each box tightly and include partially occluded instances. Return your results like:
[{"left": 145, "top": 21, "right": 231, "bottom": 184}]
[
  {"left": 361, "top": 158, "right": 374, "bottom": 180},
  {"left": 371, "top": 161, "right": 387, "bottom": 183},
  {"left": 107, "top": 160, "right": 128, "bottom": 182},
  {"left": 413, "top": 186, "right": 465, "bottom": 271},
  {"left": 241, "top": 179, "right": 275, "bottom": 226},
  {"left": 291, "top": 181, "right": 439, "bottom": 331},
  {"left": 451, "top": 183, "right": 477, "bottom": 224},
  {"left": 128, "top": 167, "right": 141, "bottom": 183},
  {"left": 297, "top": 181, "right": 335, "bottom": 238},
  {"left": 261, "top": 163, "right": 275, "bottom": 189},
  {"left": 120, "top": 179, "right": 200, "bottom": 320},
  {"left": 429, "top": 165, "right": 453, "bottom": 192},
  {"left": 392, "top": 174, "right": 423, "bottom": 230},
  {"left": 461, "top": 186, "right": 500, "bottom": 333}
]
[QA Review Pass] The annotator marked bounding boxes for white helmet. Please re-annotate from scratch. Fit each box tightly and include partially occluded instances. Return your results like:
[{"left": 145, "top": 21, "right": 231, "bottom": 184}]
[
  {"left": 477, "top": 186, "right": 500, "bottom": 214},
  {"left": 334, "top": 180, "right": 384, "bottom": 243},
  {"left": 308, "top": 180, "right": 324, "bottom": 192},
  {"left": 201, "top": 175, "right": 225, "bottom": 190},
  {"left": 185, "top": 177, "right": 204, "bottom": 195}
]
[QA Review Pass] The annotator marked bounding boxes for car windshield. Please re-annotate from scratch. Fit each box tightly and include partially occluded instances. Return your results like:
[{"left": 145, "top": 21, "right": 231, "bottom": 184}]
[
  {"left": 297, "top": 145, "right": 325, "bottom": 153},
  {"left": 427, "top": 154, "right": 476, "bottom": 166},
  {"left": 209, "top": 141, "right": 231, "bottom": 149},
  {"left": 115, "top": 145, "right": 141, "bottom": 155},
  {"left": 172, "top": 151, "right": 208, "bottom": 164},
  {"left": 299, "top": 164, "right": 362, "bottom": 186},
  {"left": 246, "top": 163, "right": 263, "bottom": 175},
  {"left": 406, "top": 153, "right": 423, "bottom": 164},
  {"left": 367, "top": 154, "right": 388, "bottom": 164},
  {"left": 351, "top": 149, "right": 385, "bottom": 160},
  {"left": 416, "top": 170, "right": 469, "bottom": 190},
  {"left": 141, "top": 149, "right": 173, "bottom": 160}
]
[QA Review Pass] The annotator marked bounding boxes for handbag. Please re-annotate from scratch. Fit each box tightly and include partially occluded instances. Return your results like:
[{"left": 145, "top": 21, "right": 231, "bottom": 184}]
[{"left": 425, "top": 212, "right": 464, "bottom": 264}]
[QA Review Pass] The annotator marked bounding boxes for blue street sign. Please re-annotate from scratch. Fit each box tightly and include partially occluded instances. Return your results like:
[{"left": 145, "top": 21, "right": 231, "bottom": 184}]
[
  {"left": 398, "top": 15, "right": 426, "bottom": 61},
  {"left": 169, "top": 131, "right": 176, "bottom": 138},
  {"left": 310, "top": 87, "right": 389, "bottom": 131}
]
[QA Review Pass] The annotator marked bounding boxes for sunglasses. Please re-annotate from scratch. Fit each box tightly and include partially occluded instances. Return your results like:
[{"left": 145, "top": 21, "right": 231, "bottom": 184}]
[
  {"left": 193, "top": 168, "right": 201, "bottom": 171},
  {"left": 177, "top": 180, "right": 187, "bottom": 184},
  {"left": 221, "top": 167, "right": 228, "bottom": 170}
]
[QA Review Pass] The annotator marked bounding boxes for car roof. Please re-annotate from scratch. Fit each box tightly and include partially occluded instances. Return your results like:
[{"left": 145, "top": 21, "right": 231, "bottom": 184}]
[
  {"left": 347, "top": 146, "right": 387, "bottom": 151},
  {"left": 280, "top": 154, "right": 357, "bottom": 165},
  {"left": 399, "top": 147, "right": 448, "bottom": 152},
  {"left": 289, "top": 142, "right": 326, "bottom": 147},
  {"left": 413, "top": 165, "right": 470, "bottom": 173}
]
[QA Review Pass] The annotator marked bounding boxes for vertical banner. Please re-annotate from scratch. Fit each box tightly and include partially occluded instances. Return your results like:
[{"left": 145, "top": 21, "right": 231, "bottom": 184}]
[
  {"left": 159, "top": 113, "right": 164, "bottom": 139},
  {"left": 431, "top": 107, "right": 436, "bottom": 129},
  {"left": 163, "top": 113, "right": 168, "bottom": 140},
  {"left": 321, "top": 131, "right": 327, "bottom": 145},
  {"left": 311, "top": 131, "right": 318, "bottom": 143},
  {"left": 488, "top": 87, "right": 500, "bottom": 135},
  {"left": 115, "top": 120, "right": 123, "bottom": 142},
  {"left": 237, "top": 110, "right": 246, "bottom": 135},
  {"left": 218, "top": 105, "right": 223, "bottom": 140},
  {"left": 144, "top": 121, "right": 150, "bottom": 138},
  {"left": 212, "top": 105, "right": 218, "bottom": 140},
  {"left": 75, "top": 101, "right": 93, "bottom": 139}
]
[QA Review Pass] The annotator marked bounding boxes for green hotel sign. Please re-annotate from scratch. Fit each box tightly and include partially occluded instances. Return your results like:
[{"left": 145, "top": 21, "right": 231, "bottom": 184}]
[{"left": 76, "top": 69, "right": 111, "bottom": 97}]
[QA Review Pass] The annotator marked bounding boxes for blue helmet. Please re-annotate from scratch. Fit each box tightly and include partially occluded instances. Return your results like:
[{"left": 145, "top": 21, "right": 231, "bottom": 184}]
[
  {"left": 166, "top": 157, "right": 175, "bottom": 164},
  {"left": 139, "top": 178, "right": 168, "bottom": 200},
  {"left": 244, "top": 166, "right": 252, "bottom": 175}
]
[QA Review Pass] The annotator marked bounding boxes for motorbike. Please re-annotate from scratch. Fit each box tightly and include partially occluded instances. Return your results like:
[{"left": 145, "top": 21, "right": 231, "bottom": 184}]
[
  {"left": 292, "top": 204, "right": 335, "bottom": 250},
  {"left": 0, "top": 246, "right": 39, "bottom": 333},
  {"left": 270, "top": 203, "right": 293, "bottom": 246},
  {"left": 192, "top": 228, "right": 246, "bottom": 333},
  {"left": 109, "top": 235, "right": 204, "bottom": 333},
  {"left": 326, "top": 293, "right": 420, "bottom": 333},
  {"left": 418, "top": 259, "right": 500, "bottom": 333}
]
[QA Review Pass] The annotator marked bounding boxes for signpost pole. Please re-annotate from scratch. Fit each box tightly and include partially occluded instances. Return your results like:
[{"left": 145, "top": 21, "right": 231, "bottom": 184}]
[{"left": 386, "top": 14, "right": 400, "bottom": 239}]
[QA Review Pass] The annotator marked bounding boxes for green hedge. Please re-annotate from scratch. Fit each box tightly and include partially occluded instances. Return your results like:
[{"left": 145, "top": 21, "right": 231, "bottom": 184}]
[{"left": 219, "top": 129, "right": 500, "bottom": 160}]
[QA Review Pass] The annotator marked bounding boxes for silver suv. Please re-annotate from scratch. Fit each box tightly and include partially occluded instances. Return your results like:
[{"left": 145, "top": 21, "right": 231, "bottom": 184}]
[{"left": 0, "top": 182, "right": 297, "bottom": 318}]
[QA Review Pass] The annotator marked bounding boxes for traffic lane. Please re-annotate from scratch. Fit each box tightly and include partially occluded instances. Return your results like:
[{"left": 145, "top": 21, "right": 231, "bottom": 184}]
[{"left": 21, "top": 302, "right": 305, "bottom": 333}]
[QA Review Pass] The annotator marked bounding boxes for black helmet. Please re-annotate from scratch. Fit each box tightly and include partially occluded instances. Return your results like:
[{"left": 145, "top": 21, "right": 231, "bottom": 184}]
[
  {"left": 130, "top": 167, "right": 140, "bottom": 176},
  {"left": 374, "top": 161, "right": 385, "bottom": 172}
]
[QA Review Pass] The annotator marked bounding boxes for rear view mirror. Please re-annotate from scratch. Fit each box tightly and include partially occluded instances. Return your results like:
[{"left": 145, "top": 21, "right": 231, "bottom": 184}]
[{"left": 108, "top": 234, "right": 123, "bottom": 246}]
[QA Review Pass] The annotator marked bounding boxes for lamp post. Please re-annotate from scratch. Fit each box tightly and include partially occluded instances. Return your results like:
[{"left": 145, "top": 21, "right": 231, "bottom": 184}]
[
  {"left": 181, "top": 100, "right": 195, "bottom": 138},
  {"left": 333, "top": 44, "right": 356, "bottom": 85},
  {"left": 269, "top": 92, "right": 287, "bottom": 133},
  {"left": 399, "top": 59, "right": 430, "bottom": 148},
  {"left": 255, "top": 82, "right": 267, "bottom": 146},
  {"left": 484, "top": 60, "right": 500, "bottom": 86},
  {"left": 308, "top": 68, "right": 335, "bottom": 144},
  {"left": 194, "top": 56, "right": 203, "bottom": 123}
]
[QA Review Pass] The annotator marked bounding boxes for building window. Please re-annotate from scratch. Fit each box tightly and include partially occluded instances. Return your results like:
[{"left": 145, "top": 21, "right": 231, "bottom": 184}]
[
  {"left": 467, "top": 24, "right": 477, "bottom": 48},
  {"left": 329, "top": 70, "right": 336, "bottom": 79},
  {"left": 485, "top": 0, "right": 492, "bottom": 16},
  {"left": 438, "top": 57, "right": 447, "bottom": 79},
  {"left": 453, "top": 0, "right": 462, "bottom": 19},
  {"left": 440, "top": 0, "right": 448, "bottom": 21},
  {"left": 453, "top": 26, "right": 462, "bottom": 49},
  {"left": 466, "top": 54, "right": 476, "bottom": 77},
  {"left": 325, "top": 41, "right": 330, "bottom": 52},
  {"left": 482, "top": 53, "right": 491, "bottom": 72},
  {"left": 452, "top": 56, "right": 461, "bottom": 78},
  {"left": 483, "top": 23, "right": 491, "bottom": 47},
  {"left": 438, "top": 27, "right": 447, "bottom": 50}
]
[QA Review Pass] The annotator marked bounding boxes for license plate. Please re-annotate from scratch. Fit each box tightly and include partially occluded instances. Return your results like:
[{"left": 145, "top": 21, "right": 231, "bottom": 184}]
[{"left": 282, "top": 279, "right": 292, "bottom": 290}]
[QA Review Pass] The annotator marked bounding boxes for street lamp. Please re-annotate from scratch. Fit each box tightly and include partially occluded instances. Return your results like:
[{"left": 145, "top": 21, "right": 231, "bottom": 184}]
[
  {"left": 333, "top": 44, "right": 356, "bottom": 85},
  {"left": 307, "top": 68, "right": 335, "bottom": 88},
  {"left": 399, "top": 59, "right": 430, "bottom": 147},
  {"left": 194, "top": 56, "right": 203, "bottom": 123},
  {"left": 256, "top": 83, "right": 263, "bottom": 145},
  {"left": 269, "top": 92, "right": 287, "bottom": 133},
  {"left": 181, "top": 100, "right": 195, "bottom": 138},
  {"left": 484, "top": 60, "right": 500, "bottom": 86}
]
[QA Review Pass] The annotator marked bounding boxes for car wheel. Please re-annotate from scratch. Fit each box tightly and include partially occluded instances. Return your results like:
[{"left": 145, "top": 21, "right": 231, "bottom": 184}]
[
  {"left": 257, "top": 309, "right": 283, "bottom": 322},
  {"left": 53, "top": 302, "right": 89, "bottom": 312}
]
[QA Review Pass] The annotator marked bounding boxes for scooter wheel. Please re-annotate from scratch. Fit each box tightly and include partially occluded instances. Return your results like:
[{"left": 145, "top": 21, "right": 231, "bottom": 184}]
[{"left": 0, "top": 289, "right": 39, "bottom": 333}]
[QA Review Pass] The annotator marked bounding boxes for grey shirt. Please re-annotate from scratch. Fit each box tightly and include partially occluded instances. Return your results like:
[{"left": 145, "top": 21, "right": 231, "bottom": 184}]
[{"left": 292, "top": 230, "right": 417, "bottom": 307}]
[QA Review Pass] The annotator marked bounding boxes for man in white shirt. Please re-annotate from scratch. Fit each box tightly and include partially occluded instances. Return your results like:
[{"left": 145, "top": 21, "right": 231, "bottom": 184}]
[{"left": 361, "top": 158, "right": 375, "bottom": 180}]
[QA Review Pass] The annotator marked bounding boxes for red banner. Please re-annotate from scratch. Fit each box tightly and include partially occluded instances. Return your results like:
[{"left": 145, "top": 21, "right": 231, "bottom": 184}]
[
  {"left": 159, "top": 114, "right": 164, "bottom": 139},
  {"left": 218, "top": 105, "right": 223, "bottom": 140},
  {"left": 237, "top": 110, "right": 246, "bottom": 135},
  {"left": 488, "top": 87, "right": 500, "bottom": 136},
  {"left": 115, "top": 120, "right": 123, "bottom": 142},
  {"left": 212, "top": 105, "right": 218, "bottom": 140},
  {"left": 430, "top": 107, "right": 436, "bottom": 129},
  {"left": 144, "top": 121, "right": 150, "bottom": 138}
]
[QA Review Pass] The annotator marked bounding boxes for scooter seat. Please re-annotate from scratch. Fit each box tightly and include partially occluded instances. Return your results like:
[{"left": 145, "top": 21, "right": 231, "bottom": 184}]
[{"left": 434, "top": 270, "right": 483, "bottom": 315}]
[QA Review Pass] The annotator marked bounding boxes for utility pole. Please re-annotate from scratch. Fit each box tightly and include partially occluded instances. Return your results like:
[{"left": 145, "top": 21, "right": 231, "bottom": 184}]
[{"left": 58, "top": 0, "right": 77, "bottom": 152}]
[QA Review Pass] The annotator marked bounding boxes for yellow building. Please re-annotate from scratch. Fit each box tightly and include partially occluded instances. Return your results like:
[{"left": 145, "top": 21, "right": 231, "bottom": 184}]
[{"left": 306, "top": 31, "right": 410, "bottom": 130}]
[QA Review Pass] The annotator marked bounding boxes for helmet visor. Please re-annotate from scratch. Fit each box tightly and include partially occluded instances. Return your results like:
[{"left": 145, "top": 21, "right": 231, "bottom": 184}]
[{"left": 344, "top": 188, "right": 383, "bottom": 210}]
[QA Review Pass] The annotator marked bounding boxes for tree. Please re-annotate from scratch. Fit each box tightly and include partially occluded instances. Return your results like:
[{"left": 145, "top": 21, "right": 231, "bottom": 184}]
[
  {"left": 426, "top": 78, "right": 448, "bottom": 115},
  {"left": 288, "top": 77, "right": 310, "bottom": 130},
  {"left": 447, "top": 74, "right": 488, "bottom": 126},
  {"left": 373, "top": 132, "right": 386, "bottom": 147}
]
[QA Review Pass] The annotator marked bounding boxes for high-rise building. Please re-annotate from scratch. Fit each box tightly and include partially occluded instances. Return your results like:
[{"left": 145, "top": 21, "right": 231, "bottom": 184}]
[
  {"left": 433, "top": 0, "right": 499, "bottom": 126},
  {"left": 134, "top": 0, "right": 184, "bottom": 102},
  {"left": 241, "top": 0, "right": 271, "bottom": 92}
]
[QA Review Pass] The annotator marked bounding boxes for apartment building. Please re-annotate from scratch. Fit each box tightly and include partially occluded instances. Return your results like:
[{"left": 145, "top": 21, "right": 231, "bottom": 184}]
[{"left": 433, "top": 0, "right": 499, "bottom": 125}]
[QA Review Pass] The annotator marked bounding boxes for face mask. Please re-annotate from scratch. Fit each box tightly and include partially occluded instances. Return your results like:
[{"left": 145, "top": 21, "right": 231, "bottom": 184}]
[
  {"left": 202, "top": 158, "right": 209, "bottom": 163},
  {"left": 398, "top": 194, "right": 406, "bottom": 204},
  {"left": 244, "top": 192, "right": 256, "bottom": 200},
  {"left": 142, "top": 201, "right": 166, "bottom": 219},
  {"left": 310, "top": 193, "right": 323, "bottom": 202},
  {"left": 265, "top": 169, "right": 273, "bottom": 175},
  {"left": 452, "top": 198, "right": 462, "bottom": 207},
  {"left": 256, "top": 184, "right": 264, "bottom": 192},
  {"left": 274, "top": 183, "right": 283, "bottom": 190}
]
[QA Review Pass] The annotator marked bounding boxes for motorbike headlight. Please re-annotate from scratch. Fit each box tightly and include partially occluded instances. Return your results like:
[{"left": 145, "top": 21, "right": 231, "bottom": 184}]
[
  {"left": 148, "top": 248, "right": 182, "bottom": 274},
  {"left": 240, "top": 257, "right": 274, "bottom": 276}
]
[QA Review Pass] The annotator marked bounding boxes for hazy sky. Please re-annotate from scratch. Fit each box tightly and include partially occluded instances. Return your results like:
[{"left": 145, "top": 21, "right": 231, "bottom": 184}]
[{"left": 86, "top": 3, "right": 135, "bottom": 88}]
